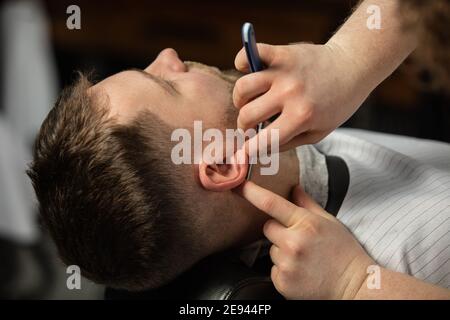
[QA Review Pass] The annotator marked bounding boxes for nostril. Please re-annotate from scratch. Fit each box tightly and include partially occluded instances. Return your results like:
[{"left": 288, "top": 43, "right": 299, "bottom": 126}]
[
  {"left": 158, "top": 48, "right": 186, "bottom": 72},
  {"left": 172, "top": 62, "right": 187, "bottom": 73}
]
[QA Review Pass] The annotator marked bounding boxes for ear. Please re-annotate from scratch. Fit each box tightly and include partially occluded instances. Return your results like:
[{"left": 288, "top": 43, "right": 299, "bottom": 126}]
[{"left": 198, "top": 150, "right": 248, "bottom": 192}]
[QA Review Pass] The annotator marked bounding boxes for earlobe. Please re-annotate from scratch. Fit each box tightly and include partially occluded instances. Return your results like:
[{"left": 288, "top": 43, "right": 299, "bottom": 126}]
[{"left": 199, "top": 151, "right": 248, "bottom": 192}]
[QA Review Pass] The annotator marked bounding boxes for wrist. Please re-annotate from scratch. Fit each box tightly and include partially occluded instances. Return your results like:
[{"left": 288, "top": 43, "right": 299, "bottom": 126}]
[
  {"left": 325, "top": 38, "right": 379, "bottom": 96},
  {"left": 338, "top": 255, "right": 376, "bottom": 300},
  {"left": 352, "top": 263, "right": 386, "bottom": 300}
]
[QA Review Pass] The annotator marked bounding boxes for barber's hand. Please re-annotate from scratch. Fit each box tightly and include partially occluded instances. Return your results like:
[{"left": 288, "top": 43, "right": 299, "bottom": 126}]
[
  {"left": 237, "top": 181, "right": 375, "bottom": 299},
  {"left": 233, "top": 42, "right": 371, "bottom": 152}
]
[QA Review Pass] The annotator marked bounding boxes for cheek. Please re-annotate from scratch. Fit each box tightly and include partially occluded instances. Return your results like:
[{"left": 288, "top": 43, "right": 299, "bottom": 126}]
[
  {"left": 187, "top": 74, "right": 231, "bottom": 103},
  {"left": 189, "top": 78, "right": 232, "bottom": 118}
]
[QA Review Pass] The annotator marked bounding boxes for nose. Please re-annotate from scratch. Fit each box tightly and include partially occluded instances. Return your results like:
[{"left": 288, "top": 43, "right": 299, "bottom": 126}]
[{"left": 145, "top": 48, "right": 187, "bottom": 74}]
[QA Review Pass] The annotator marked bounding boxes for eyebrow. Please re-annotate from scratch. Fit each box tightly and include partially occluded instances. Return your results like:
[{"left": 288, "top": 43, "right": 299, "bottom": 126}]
[{"left": 126, "top": 68, "right": 179, "bottom": 96}]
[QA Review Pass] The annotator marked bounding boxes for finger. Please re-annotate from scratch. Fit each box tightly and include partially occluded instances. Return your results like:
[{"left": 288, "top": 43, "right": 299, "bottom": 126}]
[
  {"left": 243, "top": 112, "right": 303, "bottom": 158},
  {"left": 233, "top": 71, "right": 274, "bottom": 109},
  {"left": 264, "top": 111, "right": 307, "bottom": 146},
  {"left": 237, "top": 93, "right": 281, "bottom": 131},
  {"left": 234, "top": 46, "right": 250, "bottom": 73},
  {"left": 235, "top": 43, "right": 277, "bottom": 72},
  {"left": 270, "top": 265, "right": 280, "bottom": 288},
  {"left": 263, "top": 219, "right": 286, "bottom": 246},
  {"left": 236, "top": 181, "right": 300, "bottom": 227},
  {"left": 269, "top": 244, "right": 282, "bottom": 265},
  {"left": 279, "top": 131, "right": 326, "bottom": 152},
  {"left": 291, "top": 185, "right": 330, "bottom": 218}
]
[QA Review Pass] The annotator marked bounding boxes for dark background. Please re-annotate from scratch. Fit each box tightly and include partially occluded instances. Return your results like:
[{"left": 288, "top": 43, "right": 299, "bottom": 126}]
[{"left": 44, "top": 0, "right": 450, "bottom": 142}]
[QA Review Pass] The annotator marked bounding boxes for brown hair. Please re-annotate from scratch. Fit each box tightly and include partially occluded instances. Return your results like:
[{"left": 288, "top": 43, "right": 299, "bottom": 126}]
[{"left": 27, "top": 74, "right": 198, "bottom": 291}]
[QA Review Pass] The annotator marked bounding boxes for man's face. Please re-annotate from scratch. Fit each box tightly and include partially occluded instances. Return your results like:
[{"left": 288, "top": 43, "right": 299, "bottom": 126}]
[{"left": 92, "top": 48, "right": 238, "bottom": 129}]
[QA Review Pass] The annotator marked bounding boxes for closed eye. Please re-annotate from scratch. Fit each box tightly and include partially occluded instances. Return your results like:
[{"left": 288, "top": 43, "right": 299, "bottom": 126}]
[
  {"left": 126, "top": 68, "right": 180, "bottom": 96},
  {"left": 161, "top": 77, "right": 180, "bottom": 95}
]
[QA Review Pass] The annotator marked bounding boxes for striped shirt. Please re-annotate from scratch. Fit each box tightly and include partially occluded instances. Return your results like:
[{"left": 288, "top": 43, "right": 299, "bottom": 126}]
[{"left": 317, "top": 128, "right": 450, "bottom": 288}]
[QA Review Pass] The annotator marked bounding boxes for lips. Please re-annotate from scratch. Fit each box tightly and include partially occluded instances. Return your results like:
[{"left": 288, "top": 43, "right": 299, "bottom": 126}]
[{"left": 183, "top": 61, "right": 240, "bottom": 84}]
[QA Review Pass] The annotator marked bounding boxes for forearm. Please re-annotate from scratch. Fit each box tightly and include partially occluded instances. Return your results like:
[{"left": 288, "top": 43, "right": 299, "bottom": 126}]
[
  {"left": 327, "top": 0, "right": 418, "bottom": 93},
  {"left": 355, "top": 266, "right": 450, "bottom": 300}
]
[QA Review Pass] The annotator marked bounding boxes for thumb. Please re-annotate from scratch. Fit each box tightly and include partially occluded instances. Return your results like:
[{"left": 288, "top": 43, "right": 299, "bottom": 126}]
[
  {"left": 235, "top": 43, "right": 276, "bottom": 72},
  {"left": 291, "top": 185, "right": 328, "bottom": 217}
]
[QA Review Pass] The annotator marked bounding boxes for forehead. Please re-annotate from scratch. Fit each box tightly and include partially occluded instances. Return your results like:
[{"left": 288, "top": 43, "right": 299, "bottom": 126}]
[{"left": 91, "top": 71, "right": 170, "bottom": 124}]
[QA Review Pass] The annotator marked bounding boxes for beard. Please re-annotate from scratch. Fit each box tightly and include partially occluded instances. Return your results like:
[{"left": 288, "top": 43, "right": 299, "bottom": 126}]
[
  {"left": 183, "top": 61, "right": 243, "bottom": 84},
  {"left": 184, "top": 60, "right": 243, "bottom": 126}
]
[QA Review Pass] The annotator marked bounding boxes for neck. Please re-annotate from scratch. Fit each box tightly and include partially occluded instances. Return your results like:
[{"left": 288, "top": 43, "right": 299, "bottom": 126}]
[
  {"left": 198, "top": 148, "right": 300, "bottom": 259},
  {"left": 254, "top": 148, "right": 299, "bottom": 200},
  {"left": 228, "top": 148, "right": 300, "bottom": 248}
]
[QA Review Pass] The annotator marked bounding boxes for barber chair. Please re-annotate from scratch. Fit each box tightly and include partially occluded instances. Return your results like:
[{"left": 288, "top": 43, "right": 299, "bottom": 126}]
[{"left": 104, "top": 251, "right": 283, "bottom": 300}]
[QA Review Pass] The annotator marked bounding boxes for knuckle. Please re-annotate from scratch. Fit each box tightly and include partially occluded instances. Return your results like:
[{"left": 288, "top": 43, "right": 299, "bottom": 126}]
[
  {"left": 292, "top": 102, "right": 314, "bottom": 128},
  {"left": 277, "top": 262, "right": 291, "bottom": 275},
  {"left": 238, "top": 109, "right": 251, "bottom": 128},
  {"left": 235, "top": 77, "right": 246, "bottom": 91},
  {"left": 233, "top": 80, "right": 246, "bottom": 106},
  {"left": 268, "top": 247, "right": 274, "bottom": 259},
  {"left": 273, "top": 46, "right": 290, "bottom": 63},
  {"left": 285, "top": 238, "right": 303, "bottom": 256},
  {"left": 301, "top": 217, "right": 321, "bottom": 237},
  {"left": 280, "top": 79, "right": 304, "bottom": 99},
  {"left": 270, "top": 266, "right": 278, "bottom": 283},
  {"left": 235, "top": 50, "right": 246, "bottom": 67},
  {"left": 271, "top": 272, "right": 281, "bottom": 293},
  {"left": 273, "top": 269, "right": 292, "bottom": 297},
  {"left": 261, "top": 196, "right": 276, "bottom": 213},
  {"left": 303, "top": 104, "right": 315, "bottom": 123},
  {"left": 263, "top": 220, "right": 275, "bottom": 235},
  {"left": 297, "top": 102, "right": 313, "bottom": 119},
  {"left": 269, "top": 245, "right": 277, "bottom": 257}
]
